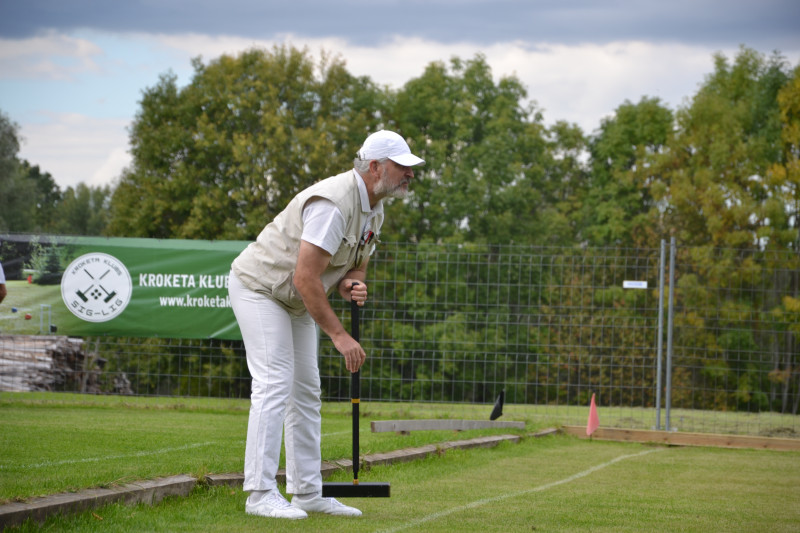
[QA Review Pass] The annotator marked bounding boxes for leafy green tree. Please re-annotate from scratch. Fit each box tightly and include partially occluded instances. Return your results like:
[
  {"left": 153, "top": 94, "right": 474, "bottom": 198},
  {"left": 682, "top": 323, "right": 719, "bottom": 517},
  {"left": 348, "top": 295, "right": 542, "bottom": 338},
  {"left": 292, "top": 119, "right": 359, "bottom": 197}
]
[
  {"left": 55, "top": 183, "right": 112, "bottom": 235},
  {"left": 20, "top": 161, "right": 61, "bottom": 232},
  {"left": 0, "top": 108, "right": 109, "bottom": 236},
  {"left": 0, "top": 111, "right": 36, "bottom": 232},
  {"left": 651, "top": 48, "right": 798, "bottom": 412},
  {"left": 0, "top": 110, "right": 18, "bottom": 179},
  {"left": 388, "top": 55, "right": 551, "bottom": 245},
  {"left": 543, "top": 120, "right": 590, "bottom": 245},
  {"left": 765, "top": 65, "right": 800, "bottom": 413},
  {"left": 108, "top": 45, "right": 385, "bottom": 239},
  {"left": 767, "top": 64, "right": 800, "bottom": 254},
  {"left": 663, "top": 48, "right": 790, "bottom": 249},
  {"left": 582, "top": 96, "right": 674, "bottom": 247}
]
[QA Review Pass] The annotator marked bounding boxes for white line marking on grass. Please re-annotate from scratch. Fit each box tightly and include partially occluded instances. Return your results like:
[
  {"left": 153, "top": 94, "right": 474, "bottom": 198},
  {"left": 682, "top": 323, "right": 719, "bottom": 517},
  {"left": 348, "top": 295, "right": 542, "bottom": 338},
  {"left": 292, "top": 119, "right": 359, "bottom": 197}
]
[
  {"left": 1, "top": 442, "right": 220, "bottom": 470},
  {"left": 2, "top": 431, "right": 357, "bottom": 471},
  {"left": 377, "top": 447, "right": 664, "bottom": 533},
  {"left": 5, "top": 432, "right": 350, "bottom": 471}
]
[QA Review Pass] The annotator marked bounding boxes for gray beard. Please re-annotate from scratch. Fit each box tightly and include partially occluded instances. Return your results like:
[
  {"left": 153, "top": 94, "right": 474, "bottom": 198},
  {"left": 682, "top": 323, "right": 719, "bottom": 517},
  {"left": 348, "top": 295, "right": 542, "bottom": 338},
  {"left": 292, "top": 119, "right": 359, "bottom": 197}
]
[{"left": 374, "top": 167, "right": 409, "bottom": 199}]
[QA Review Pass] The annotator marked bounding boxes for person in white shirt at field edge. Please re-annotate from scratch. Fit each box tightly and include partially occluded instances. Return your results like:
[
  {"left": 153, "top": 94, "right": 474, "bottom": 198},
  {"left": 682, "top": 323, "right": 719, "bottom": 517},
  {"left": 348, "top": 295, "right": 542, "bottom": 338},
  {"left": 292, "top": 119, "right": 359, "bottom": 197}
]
[
  {"left": 228, "top": 130, "right": 424, "bottom": 519},
  {"left": 0, "top": 261, "right": 7, "bottom": 304}
]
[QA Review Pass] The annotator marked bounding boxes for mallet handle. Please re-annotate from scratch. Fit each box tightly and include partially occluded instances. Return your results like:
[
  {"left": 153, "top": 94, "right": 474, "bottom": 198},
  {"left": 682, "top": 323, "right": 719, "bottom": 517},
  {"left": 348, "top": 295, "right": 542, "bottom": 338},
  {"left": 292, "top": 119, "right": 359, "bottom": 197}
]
[{"left": 350, "top": 298, "right": 361, "bottom": 484}]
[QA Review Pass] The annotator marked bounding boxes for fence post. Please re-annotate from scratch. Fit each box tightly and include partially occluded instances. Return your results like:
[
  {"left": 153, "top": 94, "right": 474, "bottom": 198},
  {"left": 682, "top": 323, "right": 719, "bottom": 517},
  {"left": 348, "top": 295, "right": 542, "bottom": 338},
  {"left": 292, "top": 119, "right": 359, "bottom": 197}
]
[
  {"left": 665, "top": 236, "right": 676, "bottom": 431},
  {"left": 655, "top": 239, "right": 665, "bottom": 430}
]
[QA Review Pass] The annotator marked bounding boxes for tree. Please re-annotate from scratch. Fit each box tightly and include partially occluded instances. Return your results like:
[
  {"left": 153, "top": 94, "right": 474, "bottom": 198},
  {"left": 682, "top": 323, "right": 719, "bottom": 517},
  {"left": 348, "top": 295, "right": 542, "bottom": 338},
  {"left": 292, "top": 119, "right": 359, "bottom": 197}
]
[
  {"left": 582, "top": 96, "right": 674, "bottom": 247},
  {"left": 0, "top": 110, "right": 36, "bottom": 232},
  {"left": 55, "top": 183, "right": 112, "bottom": 235},
  {"left": 20, "top": 161, "right": 61, "bottom": 232},
  {"left": 388, "top": 55, "right": 551, "bottom": 245},
  {"left": 540, "top": 120, "right": 590, "bottom": 246},
  {"left": 0, "top": 108, "right": 109, "bottom": 236},
  {"left": 107, "top": 45, "right": 386, "bottom": 240},
  {"left": 652, "top": 48, "right": 799, "bottom": 413},
  {"left": 767, "top": 64, "right": 800, "bottom": 254},
  {"left": 663, "top": 47, "right": 791, "bottom": 249},
  {"left": 765, "top": 65, "right": 800, "bottom": 413}
]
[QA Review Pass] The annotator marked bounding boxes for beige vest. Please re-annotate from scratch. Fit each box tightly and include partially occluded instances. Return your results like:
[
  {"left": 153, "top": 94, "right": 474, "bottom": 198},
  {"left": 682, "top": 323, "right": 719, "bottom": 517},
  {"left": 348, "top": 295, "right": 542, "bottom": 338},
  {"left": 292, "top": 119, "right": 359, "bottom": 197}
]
[{"left": 231, "top": 170, "right": 382, "bottom": 316}]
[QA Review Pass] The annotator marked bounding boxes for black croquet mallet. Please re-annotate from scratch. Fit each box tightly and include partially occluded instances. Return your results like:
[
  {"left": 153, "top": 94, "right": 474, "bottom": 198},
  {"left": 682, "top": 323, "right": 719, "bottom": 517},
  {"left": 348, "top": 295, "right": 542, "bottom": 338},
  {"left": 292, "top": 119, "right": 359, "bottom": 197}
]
[{"left": 322, "top": 293, "right": 391, "bottom": 498}]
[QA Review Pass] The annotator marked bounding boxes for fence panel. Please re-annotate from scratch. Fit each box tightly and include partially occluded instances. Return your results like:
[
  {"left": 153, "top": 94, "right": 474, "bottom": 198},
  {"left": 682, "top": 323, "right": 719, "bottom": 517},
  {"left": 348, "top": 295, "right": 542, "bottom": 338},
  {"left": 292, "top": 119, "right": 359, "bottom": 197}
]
[{"left": 1, "top": 242, "right": 797, "bottom": 437}]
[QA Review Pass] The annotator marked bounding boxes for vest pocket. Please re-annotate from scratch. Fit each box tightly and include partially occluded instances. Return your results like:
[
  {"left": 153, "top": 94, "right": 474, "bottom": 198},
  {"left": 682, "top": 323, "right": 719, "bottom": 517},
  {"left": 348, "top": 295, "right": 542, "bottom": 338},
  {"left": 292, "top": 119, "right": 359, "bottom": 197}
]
[
  {"left": 355, "top": 241, "right": 376, "bottom": 268},
  {"left": 271, "top": 271, "right": 299, "bottom": 304},
  {"left": 330, "top": 235, "right": 357, "bottom": 267}
]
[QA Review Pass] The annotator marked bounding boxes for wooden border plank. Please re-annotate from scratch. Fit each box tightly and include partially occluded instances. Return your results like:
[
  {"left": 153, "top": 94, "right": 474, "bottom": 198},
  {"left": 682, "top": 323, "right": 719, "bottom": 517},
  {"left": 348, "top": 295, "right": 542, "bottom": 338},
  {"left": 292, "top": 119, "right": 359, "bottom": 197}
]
[{"left": 561, "top": 426, "right": 800, "bottom": 452}]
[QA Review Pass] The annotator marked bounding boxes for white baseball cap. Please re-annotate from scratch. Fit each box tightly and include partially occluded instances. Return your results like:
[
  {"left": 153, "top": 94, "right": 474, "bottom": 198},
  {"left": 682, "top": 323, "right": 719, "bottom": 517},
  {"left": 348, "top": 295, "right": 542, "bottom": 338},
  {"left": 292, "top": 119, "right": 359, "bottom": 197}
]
[{"left": 357, "top": 130, "right": 425, "bottom": 167}]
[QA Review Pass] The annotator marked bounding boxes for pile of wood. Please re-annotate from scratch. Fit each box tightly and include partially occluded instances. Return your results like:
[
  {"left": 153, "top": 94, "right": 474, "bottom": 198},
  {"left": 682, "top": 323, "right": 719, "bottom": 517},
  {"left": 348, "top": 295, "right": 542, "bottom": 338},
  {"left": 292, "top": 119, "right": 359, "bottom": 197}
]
[{"left": 0, "top": 335, "right": 93, "bottom": 392}]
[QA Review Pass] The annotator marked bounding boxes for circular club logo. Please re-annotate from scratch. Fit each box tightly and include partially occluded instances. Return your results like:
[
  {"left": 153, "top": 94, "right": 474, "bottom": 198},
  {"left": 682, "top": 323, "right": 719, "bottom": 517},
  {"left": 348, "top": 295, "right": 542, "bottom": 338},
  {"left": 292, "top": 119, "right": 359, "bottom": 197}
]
[{"left": 61, "top": 253, "right": 132, "bottom": 322}]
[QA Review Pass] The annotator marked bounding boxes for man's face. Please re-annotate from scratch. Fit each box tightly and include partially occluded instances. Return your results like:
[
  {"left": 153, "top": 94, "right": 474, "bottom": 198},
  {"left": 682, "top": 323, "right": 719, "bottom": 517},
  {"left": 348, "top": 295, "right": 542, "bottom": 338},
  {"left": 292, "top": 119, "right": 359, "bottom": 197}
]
[{"left": 374, "top": 160, "right": 414, "bottom": 199}]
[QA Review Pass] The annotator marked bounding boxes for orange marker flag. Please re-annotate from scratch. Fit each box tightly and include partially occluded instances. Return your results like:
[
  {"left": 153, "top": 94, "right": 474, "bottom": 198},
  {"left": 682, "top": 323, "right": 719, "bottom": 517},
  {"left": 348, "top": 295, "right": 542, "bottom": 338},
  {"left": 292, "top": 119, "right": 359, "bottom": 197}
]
[{"left": 586, "top": 393, "right": 599, "bottom": 437}]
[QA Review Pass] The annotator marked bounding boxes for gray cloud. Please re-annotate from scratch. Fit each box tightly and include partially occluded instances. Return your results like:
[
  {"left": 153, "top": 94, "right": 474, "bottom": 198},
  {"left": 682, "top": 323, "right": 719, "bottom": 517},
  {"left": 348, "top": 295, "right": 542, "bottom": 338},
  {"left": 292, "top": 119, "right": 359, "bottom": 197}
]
[{"left": 2, "top": 0, "right": 799, "bottom": 51}]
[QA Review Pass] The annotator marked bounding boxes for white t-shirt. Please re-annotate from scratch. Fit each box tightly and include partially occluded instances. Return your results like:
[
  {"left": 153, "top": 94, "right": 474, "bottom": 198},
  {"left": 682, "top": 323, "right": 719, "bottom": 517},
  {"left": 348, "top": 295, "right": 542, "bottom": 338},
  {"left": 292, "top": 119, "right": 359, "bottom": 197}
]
[
  {"left": 302, "top": 198, "right": 346, "bottom": 255},
  {"left": 0, "top": 262, "right": 5, "bottom": 284},
  {"left": 301, "top": 171, "right": 381, "bottom": 256}
]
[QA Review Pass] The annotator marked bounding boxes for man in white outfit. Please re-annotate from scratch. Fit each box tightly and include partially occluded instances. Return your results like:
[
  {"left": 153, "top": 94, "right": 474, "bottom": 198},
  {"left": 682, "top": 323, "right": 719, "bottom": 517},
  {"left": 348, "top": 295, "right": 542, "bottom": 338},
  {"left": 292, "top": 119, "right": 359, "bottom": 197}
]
[{"left": 229, "top": 130, "right": 424, "bottom": 519}]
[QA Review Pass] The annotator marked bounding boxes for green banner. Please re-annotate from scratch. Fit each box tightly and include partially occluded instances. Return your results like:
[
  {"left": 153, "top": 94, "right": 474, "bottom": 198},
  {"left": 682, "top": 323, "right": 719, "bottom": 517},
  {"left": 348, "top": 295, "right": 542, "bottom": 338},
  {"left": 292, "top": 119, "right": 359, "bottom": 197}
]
[{"left": 1, "top": 235, "right": 248, "bottom": 340}]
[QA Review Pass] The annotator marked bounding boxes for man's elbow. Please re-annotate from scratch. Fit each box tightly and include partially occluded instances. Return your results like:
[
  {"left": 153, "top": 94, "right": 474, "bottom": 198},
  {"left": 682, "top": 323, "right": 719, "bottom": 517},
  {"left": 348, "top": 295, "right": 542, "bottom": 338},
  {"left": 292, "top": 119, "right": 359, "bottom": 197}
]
[{"left": 292, "top": 271, "right": 316, "bottom": 299}]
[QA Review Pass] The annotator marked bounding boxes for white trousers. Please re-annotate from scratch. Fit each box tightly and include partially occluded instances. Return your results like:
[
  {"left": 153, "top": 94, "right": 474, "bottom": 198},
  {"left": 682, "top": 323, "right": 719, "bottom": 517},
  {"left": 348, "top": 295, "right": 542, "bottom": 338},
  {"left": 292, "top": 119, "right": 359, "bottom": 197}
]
[{"left": 229, "top": 272, "right": 322, "bottom": 495}]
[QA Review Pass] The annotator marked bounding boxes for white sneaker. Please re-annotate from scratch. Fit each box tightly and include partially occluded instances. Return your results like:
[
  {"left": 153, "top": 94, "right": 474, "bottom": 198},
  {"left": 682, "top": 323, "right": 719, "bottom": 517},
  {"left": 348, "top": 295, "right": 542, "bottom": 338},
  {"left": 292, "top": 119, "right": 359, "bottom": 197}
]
[
  {"left": 292, "top": 494, "right": 363, "bottom": 517},
  {"left": 246, "top": 490, "right": 308, "bottom": 520}
]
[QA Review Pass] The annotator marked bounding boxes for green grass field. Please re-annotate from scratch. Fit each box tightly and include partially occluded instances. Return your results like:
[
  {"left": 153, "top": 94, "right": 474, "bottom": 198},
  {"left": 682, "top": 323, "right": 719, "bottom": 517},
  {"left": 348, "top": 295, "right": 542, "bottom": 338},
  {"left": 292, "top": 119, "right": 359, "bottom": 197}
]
[
  {"left": 2, "top": 393, "right": 800, "bottom": 532},
  {"left": 0, "top": 281, "right": 66, "bottom": 335}
]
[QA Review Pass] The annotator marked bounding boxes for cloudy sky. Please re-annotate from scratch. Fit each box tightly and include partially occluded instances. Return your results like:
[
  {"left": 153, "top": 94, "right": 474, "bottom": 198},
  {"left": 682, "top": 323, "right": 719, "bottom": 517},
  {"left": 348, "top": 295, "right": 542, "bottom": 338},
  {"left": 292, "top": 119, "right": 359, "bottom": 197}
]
[{"left": 2, "top": 0, "right": 799, "bottom": 190}]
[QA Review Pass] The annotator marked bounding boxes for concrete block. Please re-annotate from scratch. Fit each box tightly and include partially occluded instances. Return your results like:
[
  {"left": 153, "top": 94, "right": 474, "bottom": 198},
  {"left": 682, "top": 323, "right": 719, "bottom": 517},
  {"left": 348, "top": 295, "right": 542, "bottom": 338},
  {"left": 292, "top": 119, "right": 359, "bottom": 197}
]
[{"left": 371, "top": 419, "right": 526, "bottom": 433}]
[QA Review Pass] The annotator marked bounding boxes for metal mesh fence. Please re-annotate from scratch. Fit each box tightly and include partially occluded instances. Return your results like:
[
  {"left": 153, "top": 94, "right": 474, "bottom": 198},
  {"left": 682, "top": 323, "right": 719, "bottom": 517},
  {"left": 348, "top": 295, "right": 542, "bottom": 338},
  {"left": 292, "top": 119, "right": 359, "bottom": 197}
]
[
  {"left": 665, "top": 246, "right": 800, "bottom": 436},
  {"left": 1, "top": 242, "right": 798, "bottom": 437}
]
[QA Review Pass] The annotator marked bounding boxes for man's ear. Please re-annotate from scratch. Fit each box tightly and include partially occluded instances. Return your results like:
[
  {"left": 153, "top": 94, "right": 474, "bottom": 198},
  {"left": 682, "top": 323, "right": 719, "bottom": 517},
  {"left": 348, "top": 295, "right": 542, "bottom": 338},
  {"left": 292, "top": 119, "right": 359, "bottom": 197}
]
[{"left": 369, "top": 159, "right": 383, "bottom": 177}]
